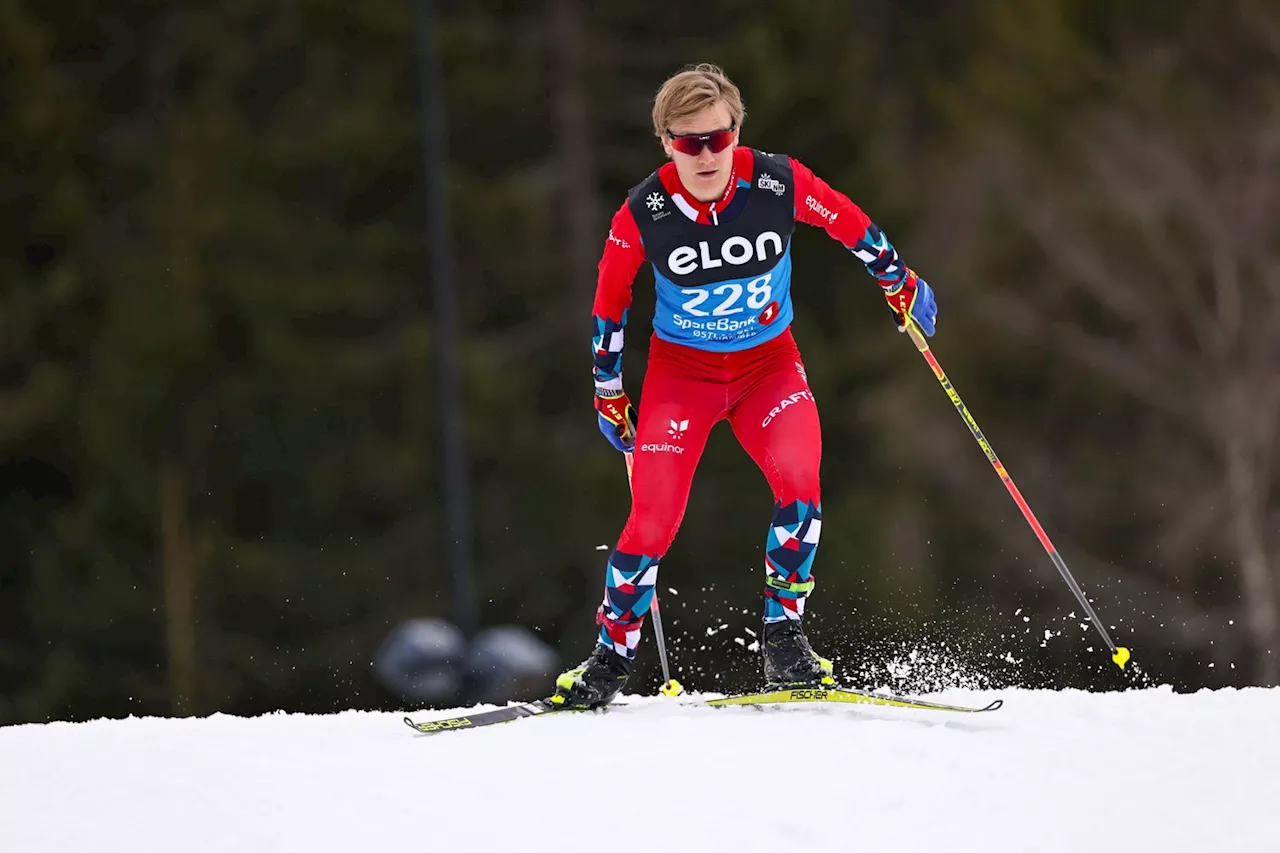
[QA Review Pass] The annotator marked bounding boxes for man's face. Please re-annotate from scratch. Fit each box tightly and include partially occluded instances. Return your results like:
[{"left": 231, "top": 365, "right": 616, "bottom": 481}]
[{"left": 661, "top": 101, "right": 739, "bottom": 203}]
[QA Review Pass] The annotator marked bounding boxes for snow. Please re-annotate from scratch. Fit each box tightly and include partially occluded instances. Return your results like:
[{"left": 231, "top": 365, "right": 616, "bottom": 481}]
[{"left": 2, "top": 687, "right": 1278, "bottom": 852}]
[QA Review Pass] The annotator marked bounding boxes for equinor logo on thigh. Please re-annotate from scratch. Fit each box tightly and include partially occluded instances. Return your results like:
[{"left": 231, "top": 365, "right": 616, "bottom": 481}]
[{"left": 642, "top": 418, "right": 690, "bottom": 453}]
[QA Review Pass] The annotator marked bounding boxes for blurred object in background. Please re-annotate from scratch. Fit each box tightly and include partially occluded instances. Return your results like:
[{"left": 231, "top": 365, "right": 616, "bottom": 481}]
[
  {"left": 466, "top": 625, "right": 560, "bottom": 705},
  {"left": 373, "top": 619, "right": 558, "bottom": 706},
  {"left": 373, "top": 619, "right": 467, "bottom": 704}
]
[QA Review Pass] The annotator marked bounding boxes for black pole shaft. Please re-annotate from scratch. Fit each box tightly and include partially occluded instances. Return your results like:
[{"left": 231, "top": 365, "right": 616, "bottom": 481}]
[
  {"left": 415, "top": 0, "right": 477, "bottom": 638},
  {"left": 903, "top": 322, "right": 1129, "bottom": 670},
  {"left": 626, "top": 453, "right": 679, "bottom": 692},
  {"left": 650, "top": 595, "right": 674, "bottom": 685}
]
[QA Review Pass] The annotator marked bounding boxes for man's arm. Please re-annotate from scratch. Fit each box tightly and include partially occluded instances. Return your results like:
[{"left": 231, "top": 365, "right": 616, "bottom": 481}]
[
  {"left": 592, "top": 202, "right": 645, "bottom": 391},
  {"left": 591, "top": 201, "right": 645, "bottom": 451},
  {"left": 790, "top": 157, "right": 936, "bottom": 334}
]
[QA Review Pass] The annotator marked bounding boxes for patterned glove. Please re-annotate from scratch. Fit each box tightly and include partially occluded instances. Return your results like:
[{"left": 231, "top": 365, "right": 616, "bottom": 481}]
[
  {"left": 595, "top": 388, "right": 638, "bottom": 452},
  {"left": 884, "top": 270, "right": 937, "bottom": 337}
]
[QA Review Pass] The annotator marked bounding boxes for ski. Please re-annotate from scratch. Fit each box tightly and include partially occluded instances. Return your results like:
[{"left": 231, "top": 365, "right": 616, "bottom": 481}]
[
  {"left": 404, "top": 686, "right": 1000, "bottom": 735},
  {"left": 704, "top": 686, "right": 1003, "bottom": 714},
  {"left": 403, "top": 699, "right": 580, "bottom": 734}
]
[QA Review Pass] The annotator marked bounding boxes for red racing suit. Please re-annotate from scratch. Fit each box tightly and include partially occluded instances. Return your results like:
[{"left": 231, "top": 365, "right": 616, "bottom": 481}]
[{"left": 590, "top": 146, "right": 920, "bottom": 655}]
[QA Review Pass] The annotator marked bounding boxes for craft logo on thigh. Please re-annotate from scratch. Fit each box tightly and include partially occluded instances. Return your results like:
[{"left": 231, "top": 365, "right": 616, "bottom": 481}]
[{"left": 761, "top": 390, "right": 815, "bottom": 428}]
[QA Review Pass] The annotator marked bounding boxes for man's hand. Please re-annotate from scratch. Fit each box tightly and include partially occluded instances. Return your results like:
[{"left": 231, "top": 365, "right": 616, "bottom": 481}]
[
  {"left": 885, "top": 270, "right": 937, "bottom": 336},
  {"left": 595, "top": 388, "right": 638, "bottom": 452}
]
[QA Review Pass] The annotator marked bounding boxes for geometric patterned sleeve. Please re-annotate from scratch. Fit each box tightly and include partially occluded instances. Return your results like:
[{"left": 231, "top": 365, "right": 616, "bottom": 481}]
[
  {"left": 790, "top": 157, "right": 914, "bottom": 295},
  {"left": 592, "top": 201, "right": 645, "bottom": 391}
]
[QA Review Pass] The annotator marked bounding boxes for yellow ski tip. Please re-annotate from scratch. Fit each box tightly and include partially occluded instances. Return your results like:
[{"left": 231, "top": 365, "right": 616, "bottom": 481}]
[
  {"left": 1113, "top": 647, "right": 1131, "bottom": 670},
  {"left": 661, "top": 679, "right": 684, "bottom": 697}
]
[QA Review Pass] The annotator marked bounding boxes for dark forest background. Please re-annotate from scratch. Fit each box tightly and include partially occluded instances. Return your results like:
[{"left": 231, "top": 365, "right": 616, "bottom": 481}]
[{"left": 4, "top": 0, "right": 1279, "bottom": 725}]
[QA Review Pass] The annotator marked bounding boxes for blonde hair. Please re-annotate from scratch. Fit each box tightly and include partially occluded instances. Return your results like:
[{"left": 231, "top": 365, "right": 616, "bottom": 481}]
[{"left": 651, "top": 63, "right": 746, "bottom": 139}]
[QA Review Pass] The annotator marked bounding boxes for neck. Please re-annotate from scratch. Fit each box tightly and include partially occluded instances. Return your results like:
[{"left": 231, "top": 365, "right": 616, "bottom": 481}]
[{"left": 691, "top": 178, "right": 729, "bottom": 203}]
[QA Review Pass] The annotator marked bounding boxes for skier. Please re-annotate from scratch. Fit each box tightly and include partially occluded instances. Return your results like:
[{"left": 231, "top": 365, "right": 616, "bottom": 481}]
[{"left": 552, "top": 63, "right": 937, "bottom": 709}]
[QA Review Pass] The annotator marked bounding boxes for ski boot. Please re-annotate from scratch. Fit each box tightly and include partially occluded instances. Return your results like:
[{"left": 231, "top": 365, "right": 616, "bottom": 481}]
[
  {"left": 550, "top": 644, "right": 632, "bottom": 709},
  {"left": 762, "top": 620, "right": 835, "bottom": 688}
]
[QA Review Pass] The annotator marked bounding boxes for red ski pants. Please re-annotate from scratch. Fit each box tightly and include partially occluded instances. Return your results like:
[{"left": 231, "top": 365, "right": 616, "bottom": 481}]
[{"left": 619, "top": 328, "right": 822, "bottom": 556}]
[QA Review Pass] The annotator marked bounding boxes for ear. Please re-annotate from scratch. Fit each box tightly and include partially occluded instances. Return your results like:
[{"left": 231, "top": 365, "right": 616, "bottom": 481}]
[{"left": 660, "top": 135, "right": 674, "bottom": 159}]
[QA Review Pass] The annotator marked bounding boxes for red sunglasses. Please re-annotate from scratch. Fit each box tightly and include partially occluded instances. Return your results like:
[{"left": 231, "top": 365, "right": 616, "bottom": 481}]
[{"left": 666, "top": 122, "right": 737, "bottom": 156}]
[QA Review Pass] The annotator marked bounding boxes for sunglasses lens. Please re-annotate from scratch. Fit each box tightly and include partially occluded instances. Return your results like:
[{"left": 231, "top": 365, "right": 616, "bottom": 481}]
[
  {"left": 670, "top": 129, "right": 734, "bottom": 155},
  {"left": 705, "top": 129, "right": 734, "bottom": 153},
  {"left": 670, "top": 136, "right": 704, "bottom": 156}
]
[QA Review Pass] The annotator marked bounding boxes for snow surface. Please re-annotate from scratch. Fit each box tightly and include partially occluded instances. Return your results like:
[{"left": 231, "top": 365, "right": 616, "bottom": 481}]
[{"left": 2, "top": 686, "right": 1278, "bottom": 852}]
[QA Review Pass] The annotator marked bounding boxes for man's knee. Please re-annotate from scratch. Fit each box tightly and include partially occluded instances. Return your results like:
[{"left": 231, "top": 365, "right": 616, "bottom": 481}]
[
  {"left": 773, "top": 472, "right": 821, "bottom": 509},
  {"left": 619, "top": 507, "right": 683, "bottom": 555}
]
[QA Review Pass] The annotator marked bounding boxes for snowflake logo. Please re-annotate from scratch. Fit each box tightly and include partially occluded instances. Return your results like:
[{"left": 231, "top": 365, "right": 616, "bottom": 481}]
[{"left": 646, "top": 192, "right": 665, "bottom": 211}]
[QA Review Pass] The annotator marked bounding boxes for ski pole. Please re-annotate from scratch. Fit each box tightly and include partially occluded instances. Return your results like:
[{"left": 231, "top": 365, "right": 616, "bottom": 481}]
[
  {"left": 624, "top": 451, "right": 684, "bottom": 695},
  {"left": 900, "top": 320, "right": 1131, "bottom": 671}
]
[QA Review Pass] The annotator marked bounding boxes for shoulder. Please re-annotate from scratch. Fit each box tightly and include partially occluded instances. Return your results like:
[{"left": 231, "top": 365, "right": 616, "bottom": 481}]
[
  {"left": 742, "top": 147, "right": 794, "bottom": 198},
  {"left": 743, "top": 147, "right": 792, "bottom": 173},
  {"left": 626, "top": 165, "right": 670, "bottom": 204},
  {"left": 605, "top": 198, "right": 643, "bottom": 246}
]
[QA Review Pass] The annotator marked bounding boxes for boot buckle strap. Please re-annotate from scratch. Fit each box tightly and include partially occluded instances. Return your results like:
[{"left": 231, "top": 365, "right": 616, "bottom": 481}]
[{"left": 765, "top": 576, "right": 815, "bottom": 594}]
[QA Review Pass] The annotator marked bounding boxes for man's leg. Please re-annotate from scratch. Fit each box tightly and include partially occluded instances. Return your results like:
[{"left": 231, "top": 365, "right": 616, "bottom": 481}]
[
  {"left": 728, "top": 344, "right": 831, "bottom": 686},
  {"left": 554, "top": 347, "right": 723, "bottom": 708},
  {"left": 598, "top": 365, "right": 720, "bottom": 658},
  {"left": 729, "top": 351, "right": 823, "bottom": 622}
]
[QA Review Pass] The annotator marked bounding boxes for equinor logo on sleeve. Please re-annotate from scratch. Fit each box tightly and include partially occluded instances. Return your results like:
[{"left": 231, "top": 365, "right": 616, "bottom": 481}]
[{"left": 804, "top": 195, "right": 838, "bottom": 223}]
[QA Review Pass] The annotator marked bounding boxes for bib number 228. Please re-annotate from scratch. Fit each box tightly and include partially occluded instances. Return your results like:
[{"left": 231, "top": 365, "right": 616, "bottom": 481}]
[{"left": 680, "top": 273, "right": 773, "bottom": 317}]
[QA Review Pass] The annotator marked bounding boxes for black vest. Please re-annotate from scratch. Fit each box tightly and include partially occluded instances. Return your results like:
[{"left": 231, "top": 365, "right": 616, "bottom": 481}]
[{"left": 626, "top": 149, "right": 796, "bottom": 288}]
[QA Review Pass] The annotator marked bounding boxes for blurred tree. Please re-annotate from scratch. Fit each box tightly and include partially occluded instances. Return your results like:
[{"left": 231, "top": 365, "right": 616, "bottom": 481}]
[
  {"left": 1005, "top": 75, "right": 1280, "bottom": 685},
  {"left": 903, "top": 0, "right": 1280, "bottom": 684}
]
